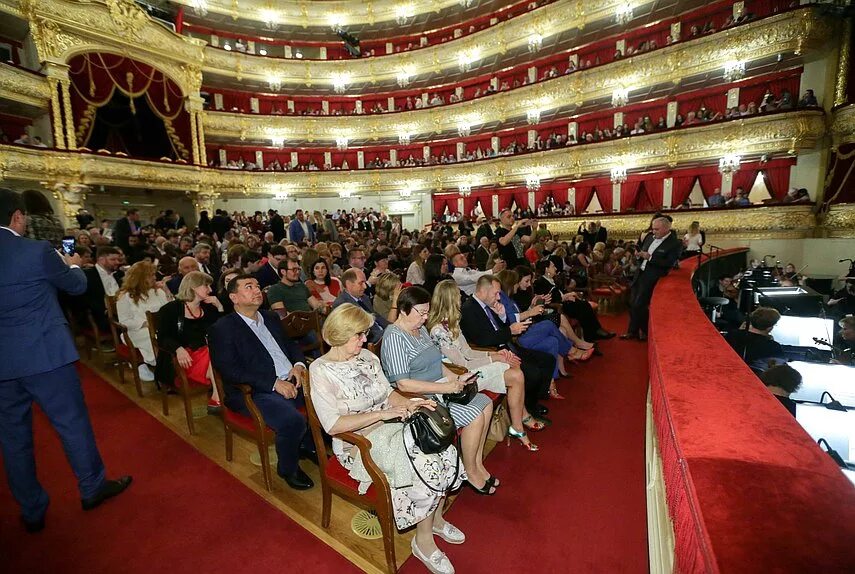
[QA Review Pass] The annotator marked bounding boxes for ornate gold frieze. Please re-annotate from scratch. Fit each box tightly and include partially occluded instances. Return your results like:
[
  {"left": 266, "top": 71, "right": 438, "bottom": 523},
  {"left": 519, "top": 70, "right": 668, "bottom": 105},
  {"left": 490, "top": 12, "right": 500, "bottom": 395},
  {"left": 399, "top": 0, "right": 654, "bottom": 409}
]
[
  {"left": 0, "top": 62, "right": 51, "bottom": 108},
  {"left": 0, "top": 110, "right": 826, "bottom": 195},
  {"left": 821, "top": 203, "right": 855, "bottom": 238},
  {"left": 204, "top": 9, "right": 831, "bottom": 143},
  {"left": 830, "top": 103, "right": 855, "bottom": 148}
]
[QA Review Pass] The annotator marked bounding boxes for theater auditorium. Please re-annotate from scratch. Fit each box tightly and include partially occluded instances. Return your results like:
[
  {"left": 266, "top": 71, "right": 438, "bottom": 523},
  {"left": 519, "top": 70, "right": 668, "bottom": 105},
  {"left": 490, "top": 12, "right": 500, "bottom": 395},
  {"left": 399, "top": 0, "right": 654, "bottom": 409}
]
[{"left": 0, "top": 0, "right": 854, "bottom": 572}]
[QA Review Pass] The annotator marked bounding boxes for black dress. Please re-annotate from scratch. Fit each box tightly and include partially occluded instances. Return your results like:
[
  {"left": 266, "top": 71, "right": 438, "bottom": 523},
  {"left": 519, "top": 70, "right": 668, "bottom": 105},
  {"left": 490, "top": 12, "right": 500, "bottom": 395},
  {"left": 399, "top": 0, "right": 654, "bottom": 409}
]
[
  {"left": 532, "top": 276, "right": 603, "bottom": 337},
  {"left": 154, "top": 300, "right": 222, "bottom": 386}
]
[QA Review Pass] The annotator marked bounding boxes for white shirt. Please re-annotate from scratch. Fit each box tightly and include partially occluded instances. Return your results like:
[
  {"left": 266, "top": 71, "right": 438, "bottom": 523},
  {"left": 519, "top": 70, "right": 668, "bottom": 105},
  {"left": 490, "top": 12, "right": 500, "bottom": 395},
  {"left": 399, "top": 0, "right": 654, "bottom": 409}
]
[
  {"left": 96, "top": 263, "right": 119, "bottom": 296},
  {"left": 641, "top": 237, "right": 666, "bottom": 271},
  {"left": 236, "top": 312, "right": 305, "bottom": 389},
  {"left": 452, "top": 267, "right": 492, "bottom": 296},
  {"left": 299, "top": 220, "right": 310, "bottom": 238}
]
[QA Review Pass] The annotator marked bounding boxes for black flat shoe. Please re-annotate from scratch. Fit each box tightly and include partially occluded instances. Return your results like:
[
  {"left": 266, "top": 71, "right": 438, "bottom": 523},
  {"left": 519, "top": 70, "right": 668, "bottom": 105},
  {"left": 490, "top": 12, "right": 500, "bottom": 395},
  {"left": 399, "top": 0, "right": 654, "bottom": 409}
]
[
  {"left": 465, "top": 479, "right": 496, "bottom": 495},
  {"left": 619, "top": 333, "right": 638, "bottom": 340},
  {"left": 281, "top": 467, "right": 314, "bottom": 490},
  {"left": 22, "top": 515, "right": 45, "bottom": 533},
  {"left": 531, "top": 404, "right": 549, "bottom": 417},
  {"left": 595, "top": 329, "right": 616, "bottom": 340},
  {"left": 82, "top": 476, "right": 133, "bottom": 511}
]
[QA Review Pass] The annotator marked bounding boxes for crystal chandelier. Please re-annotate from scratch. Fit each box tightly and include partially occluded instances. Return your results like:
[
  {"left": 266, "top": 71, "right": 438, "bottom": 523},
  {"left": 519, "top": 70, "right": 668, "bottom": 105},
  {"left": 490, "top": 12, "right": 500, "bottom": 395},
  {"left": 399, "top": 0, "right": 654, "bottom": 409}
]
[
  {"left": 457, "top": 48, "right": 480, "bottom": 73},
  {"left": 268, "top": 75, "right": 282, "bottom": 91},
  {"left": 273, "top": 191, "right": 289, "bottom": 201},
  {"left": 398, "top": 132, "right": 411, "bottom": 145},
  {"left": 457, "top": 122, "right": 471, "bottom": 138},
  {"left": 612, "top": 87, "right": 629, "bottom": 108},
  {"left": 269, "top": 134, "right": 285, "bottom": 148},
  {"left": 526, "top": 109, "right": 541, "bottom": 125},
  {"left": 396, "top": 70, "right": 411, "bottom": 88},
  {"left": 610, "top": 166, "right": 628, "bottom": 184},
  {"left": 339, "top": 189, "right": 353, "bottom": 199},
  {"left": 459, "top": 182, "right": 472, "bottom": 197},
  {"left": 335, "top": 136, "right": 349, "bottom": 150},
  {"left": 395, "top": 4, "right": 414, "bottom": 26},
  {"left": 260, "top": 9, "right": 279, "bottom": 31},
  {"left": 723, "top": 61, "right": 746, "bottom": 83},
  {"left": 528, "top": 33, "right": 543, "bottom": 53},
  {"left": 329, "top": 14, "right": 345, "bottom": 33},
  {"left": 331, "top": 73, "right": 350, "bottom": 94},
  {"left": 459, "top": 0, "right": 474, "bottom": 7},
  {"left": 718, "top": 154, "right": 741, "bottom": 174},
  {"left": 616, "top": 4, "right": 633, "bottom": 25},
  {"left": 191, "top": 0, "right": 208, "bottom": 17},
  {"left": 525, "top": 174, "right": 541, "bottom": 191},
  {"left": 399, "top": 186, "right": 413, "bottom": 198}
]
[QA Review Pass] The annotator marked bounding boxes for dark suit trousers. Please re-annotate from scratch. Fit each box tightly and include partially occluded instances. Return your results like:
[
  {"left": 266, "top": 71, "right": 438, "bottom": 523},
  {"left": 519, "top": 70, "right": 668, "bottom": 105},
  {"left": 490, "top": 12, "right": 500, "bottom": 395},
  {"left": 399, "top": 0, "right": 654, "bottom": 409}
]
[
  {"left": 628, "top": 271, "right": 662, "bottom": 336},
  {"left": 561, "top": 299, "right": 602, "bottom": 337},
  {"left": 510, "top": 345, "right": 553, "bottom": 410},
  {"left": 0, "top": 363, "right": 106, "bottom": 521},
  {"left": 225, "top": 390, "right": 312, "bottom": 476}
]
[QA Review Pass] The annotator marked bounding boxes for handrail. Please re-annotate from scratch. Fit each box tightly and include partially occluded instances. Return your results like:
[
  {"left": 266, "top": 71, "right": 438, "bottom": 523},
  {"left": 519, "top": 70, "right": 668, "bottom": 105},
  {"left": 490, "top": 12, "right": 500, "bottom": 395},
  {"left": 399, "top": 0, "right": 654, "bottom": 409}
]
[{"left": 647, "top": 248, "right": 855, "bottom": 572}]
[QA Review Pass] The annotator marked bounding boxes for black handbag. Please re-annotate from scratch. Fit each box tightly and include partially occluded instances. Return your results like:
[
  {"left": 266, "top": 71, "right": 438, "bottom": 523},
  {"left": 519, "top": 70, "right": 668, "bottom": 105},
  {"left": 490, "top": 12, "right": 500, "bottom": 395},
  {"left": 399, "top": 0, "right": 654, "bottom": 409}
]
[
  {"left": 444, "top": 380, "right": 478, "bottom": 405},
  {"left": 405, "top": 402, "right": 455, "bottom": 455}
]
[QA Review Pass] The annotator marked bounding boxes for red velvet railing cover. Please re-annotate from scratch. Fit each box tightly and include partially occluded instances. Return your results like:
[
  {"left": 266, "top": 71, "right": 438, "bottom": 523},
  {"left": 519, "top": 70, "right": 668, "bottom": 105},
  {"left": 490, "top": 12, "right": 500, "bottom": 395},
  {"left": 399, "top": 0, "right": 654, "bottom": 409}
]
[{"left": 648, "top": 250, "right": 855, "bottom": 573}]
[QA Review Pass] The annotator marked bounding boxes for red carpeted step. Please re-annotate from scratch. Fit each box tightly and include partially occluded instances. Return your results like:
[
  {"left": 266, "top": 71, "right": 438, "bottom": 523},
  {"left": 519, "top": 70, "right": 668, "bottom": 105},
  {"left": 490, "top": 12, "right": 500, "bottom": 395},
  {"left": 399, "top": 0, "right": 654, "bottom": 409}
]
[
  {"left": 0, "top": 365, "right": 360, "bottom": 574},
  {"left": 401, "top": 314, "right": 649, "bottom": 573}
]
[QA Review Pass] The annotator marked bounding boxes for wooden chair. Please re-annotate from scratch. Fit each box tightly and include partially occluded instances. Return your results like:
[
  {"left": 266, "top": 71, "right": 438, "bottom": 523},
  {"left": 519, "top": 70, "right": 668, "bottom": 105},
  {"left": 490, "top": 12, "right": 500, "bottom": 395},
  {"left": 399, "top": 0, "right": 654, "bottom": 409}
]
[
  {"left": 212, "top": 368, "right": 277, "bottom": 491},
  {"left": 81, "top": 309, "right": 114, "bottom": 359},
  {"left": 104, "top": 295, "right": 144, "bottom": 397},
  {"left": 145, "top": 309, "right": 210, "bottom": 435},
  {"left": 303, "top": 375, "right": 398, "bottom": 574},
  {"left": 366, "top": 338, "right": 382, "bottom": 357},
  {"left": 280, "top": 310, "right": 326, "bottom": 359},
  {"left": 587, "top": 262, "right": 624, "bottom": 314}
]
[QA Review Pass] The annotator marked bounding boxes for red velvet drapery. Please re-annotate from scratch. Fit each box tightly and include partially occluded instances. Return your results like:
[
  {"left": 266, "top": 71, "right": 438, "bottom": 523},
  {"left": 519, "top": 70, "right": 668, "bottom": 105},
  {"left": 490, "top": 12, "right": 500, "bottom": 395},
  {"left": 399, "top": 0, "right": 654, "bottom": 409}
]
[
  {"left": 732, "top": 168, "right": 760, "bottom": 193},
  {"left": 622, "top": 180, "right": 642, "bottom": 211},
  {"left": 573, "top": 184, "right": 594, "bottom": 213},
  {"left": 671, "top": 174, "right": 697, "bottom": 206},
  {"left": 68, "top": 53, "right": 191, "bottom": 160},
  {"left": 762, "top": 165, "right": 792, "bottom": 199},
  {"left": 595, "top": 186, "right": 613, "bottom": 213},
  {"left": 823, "top": 143, "right": 855, "bottom": 205},
  {"left": 696, "top": 173, "right": 722, "bottom": 197}
]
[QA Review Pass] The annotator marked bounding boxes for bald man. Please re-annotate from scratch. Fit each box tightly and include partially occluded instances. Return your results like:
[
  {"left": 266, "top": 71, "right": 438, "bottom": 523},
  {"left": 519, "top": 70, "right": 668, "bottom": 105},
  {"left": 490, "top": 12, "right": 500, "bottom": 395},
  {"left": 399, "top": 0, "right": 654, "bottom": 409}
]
[
  {"left": 166, "top": 256, "right": 200, "bottom": 295},
  {"left": 622, "top": 216, "right": 682, "bottom": 341}
]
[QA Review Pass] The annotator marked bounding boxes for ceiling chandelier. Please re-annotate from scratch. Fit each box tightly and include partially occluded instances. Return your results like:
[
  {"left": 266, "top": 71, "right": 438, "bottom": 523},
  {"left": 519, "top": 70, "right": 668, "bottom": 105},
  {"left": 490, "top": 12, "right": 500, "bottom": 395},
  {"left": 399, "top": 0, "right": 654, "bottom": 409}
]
[
  {"left": 260, "top": 8, "right": 279, "bottom": 31},
  {"left": 528, "top": 33, "right": 543, "bottom": 53},
  {"left": 526, "top": 109, "right": 541, "bottom": 125},
  {"left": 335, "top": 136, "right": 349, "bottom": 150},
  {"left": 331, "top": 72, "right": 350, "bottom": 94},
  {"left": 190, "top": 0, "right": 208, "bottom": 17},
  {"left": 459, "top": 182, "right": 472, "bottom": 197},
  {"left": 718, "top": 154, "right": 741, "bottom": 174},
  {"left": 612, "top": 87, "right": 629, "bottom": 108},
  {"left": 723, "top": 61, "right": 746, "bottom": 83},
  {"left": 610, "top": 166, "right": 628, "bottom": 184},
  {"left": 398, "top": 132, "right": 411, "bottom": 145},
  {"left": 457, "top": 122, "right": 471, "bottom": 138},
  {"left": 616, "top": 4, "right": 633, "bottom": 26},
  {"left": 267, "top": 74, "right": 282, "bottom": 91},
  {"left": 395, "top": 4, "right": 415, "bottom": 26},
  {"left": 525, "top": 174, "right": 541, "bottom": 191}
]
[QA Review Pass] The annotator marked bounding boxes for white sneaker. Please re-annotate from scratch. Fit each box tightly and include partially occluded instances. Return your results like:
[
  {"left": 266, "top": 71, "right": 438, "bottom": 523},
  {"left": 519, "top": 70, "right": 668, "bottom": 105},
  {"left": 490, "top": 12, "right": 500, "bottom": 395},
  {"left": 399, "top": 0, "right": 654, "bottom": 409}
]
[
  {"left": 432, "top": 521, "right": 465, "bottom": 544},
  {"left": 138, "top": 363, "right": 155, "bottom": 381},
  {"left": 411, "top": 536, "right": 455, "bottom": 574}
]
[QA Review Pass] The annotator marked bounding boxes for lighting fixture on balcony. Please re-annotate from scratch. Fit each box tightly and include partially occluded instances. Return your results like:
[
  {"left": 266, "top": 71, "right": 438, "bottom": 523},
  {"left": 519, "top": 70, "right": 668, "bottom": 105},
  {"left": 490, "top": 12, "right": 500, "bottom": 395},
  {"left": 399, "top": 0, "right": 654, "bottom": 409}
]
[
  {"left": 528, "top": 33, "right": 543, "bottom": 53},
  {"left": 395, "top": 4, "right": 415, "bottom": 26},
  {"left": 723, "top": 60, "right": 746, "bottom": 82},
  {"left": 525, "top": 174, "right": 541, "bottom": 191},
  {"left": 329, "top": 14, "right": 345, "bottom": 33},
  {"left": 259, "top": 48, "right": 268, "bottom": 56},
  {"left": 526, "top": 109, "right": 541, "bottom": 125},
  {"left": 294, "top": 51, "right": 303, "bottom": 59},
  {"left": 273, "top": 191, "right": 289, "bottom": 201},
  {"left": 331, "top": 72, "right": 350, "bottom": 94},
  {"left": 260, "top": 8, "right": 280, "bottom": 31},
  {"left": 718, "top": 154, "right": 741, "bottom": 174},
  {"left": 457, "top": 48, "right": 481, "bottom": 73},
  {"left": 398, "top": 132, "right": 411, "bottom": 145},
  {"left": 223, "top": 43, "right": 232, "bottom": 51},
  {"left": 269, "top": 133, "right": 285, "bottom": 148},
  {"left": 611, "top": 87, "right": 629, "bottom": 108},
  {"left": 335, "top": 136, "right": 349, "bottom": 150},
  {"left": 459, "top": 181, "right": 473, "bottom": 197},
  {"left": 399, "top": 183, "right": 414, "bottom": 198},
  {"left": 267, "top": 74, "right": 282, "bottom": 91},
  {"left": 459, "top": 0, "right": 474, "bottom": 7},
  {"left": 191, "top": 0, "right": 208, "bottom": 17},
  {"left": 457, "top": 122, "right": 471, "bottom": 138},
  {"left": 616, "top": 4, "right": 633, "bottom": 25},
  {"left": 396, "top": 67, "right": 413, "bottom": 88},
  {"left": 339, "top": 190, "right": 353, "bottom": 199},
  {"left": 610, "top": 166, "right": 628, "bottom": 184}
]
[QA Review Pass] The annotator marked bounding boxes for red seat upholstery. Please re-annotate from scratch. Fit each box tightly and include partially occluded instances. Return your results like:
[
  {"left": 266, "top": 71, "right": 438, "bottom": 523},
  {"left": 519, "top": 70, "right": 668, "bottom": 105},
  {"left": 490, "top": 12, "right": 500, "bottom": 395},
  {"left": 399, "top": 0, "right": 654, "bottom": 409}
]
[
  {"left": 115, "top": 344, "right": 140, "bottom": 362},
  {"left": 223, "top": 408, "right": 270, "bottom": 433},
  {"left": 592, "top": 288, "right": 614, "bottom": 297},
  {"left": 325, "top": 455, "right": 376, "bottom": 498}
]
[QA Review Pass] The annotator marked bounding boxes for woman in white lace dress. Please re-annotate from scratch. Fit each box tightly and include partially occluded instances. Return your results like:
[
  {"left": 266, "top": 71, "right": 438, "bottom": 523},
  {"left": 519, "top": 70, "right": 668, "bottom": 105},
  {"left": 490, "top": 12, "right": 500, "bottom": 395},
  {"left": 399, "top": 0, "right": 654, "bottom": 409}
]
[
  {"left": 427, "top": 280, "right": 544, "bottom": 451},
  {"left": 309, "top": 303, "right": 465, "bottom": 574}
]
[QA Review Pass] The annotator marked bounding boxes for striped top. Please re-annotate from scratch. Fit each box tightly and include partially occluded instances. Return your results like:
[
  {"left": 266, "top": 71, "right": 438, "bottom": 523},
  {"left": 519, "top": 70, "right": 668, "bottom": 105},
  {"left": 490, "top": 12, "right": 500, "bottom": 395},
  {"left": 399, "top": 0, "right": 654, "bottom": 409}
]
[{"left": 380, "top": 324, "right": 443, "bottom": 384}]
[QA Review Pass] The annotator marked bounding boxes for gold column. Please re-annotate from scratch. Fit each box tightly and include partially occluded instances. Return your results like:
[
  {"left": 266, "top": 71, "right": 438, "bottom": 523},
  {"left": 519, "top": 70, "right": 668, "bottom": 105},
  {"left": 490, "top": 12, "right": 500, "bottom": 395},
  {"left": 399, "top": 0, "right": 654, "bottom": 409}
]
[
  {"left": 196, "top": 111, "right": 207, "bottom": 166},
  {"left": 835, "top": 18, "right": 852, "bottom": 108},
  {"left": 59, "top": 79, "right": 76, "bottom": 150},
  {"left": 47, "top": 78, "right": 66, "bottom": 150},
  {"left": 51, "top": 183, "right": 89, "bottom": 228},
  {"left": 188, "top": 108, "right": 200, "bottom": 165}
]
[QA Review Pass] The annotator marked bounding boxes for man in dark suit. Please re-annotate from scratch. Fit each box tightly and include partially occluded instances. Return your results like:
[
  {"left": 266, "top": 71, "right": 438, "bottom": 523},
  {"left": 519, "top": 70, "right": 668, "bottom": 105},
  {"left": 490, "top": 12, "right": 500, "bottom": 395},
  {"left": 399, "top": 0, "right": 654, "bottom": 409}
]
[
  {"left": 0, "top": 189, "right": 131, "bottom": 532},
  {"left": 80, "top": 246, "right": 123, "bottom": 332},
  {"left": 112, "top": 208, "right": 141, "bottom": 252},
  {"left": 474, "top": 236, "right": 492, "bottom": 271},
  {"left": 165, "top": 256, "right": 199, "bottom": 295},
  {"left": 460, "top": 275, "right": 553, "bottom": 417},
  {"left": 287, "top": 209, "right": 315, "bottom": 244},
  {"left": 254, "top": 244, "right": 287, "bottom": 289},
  {"left": 475, "top": 217, "right": 494, "bottom": 243},
  {"left": 268, "top": 209, "right": 285, "bottom": 242},
  {"left": 621, "top": 216, "right": 682, "bottom": 341},
  {"left": 331, "top": 268, "right": 388, "bottom": 343},
  {"left": 193, "top": 242, "right": 219, "bottom": 285},
  {"left": 210, "top": 209, "right": 231, "bottom": 241},
  {"left": 209, "top": 274, "right": 314, "bottom": 490}
]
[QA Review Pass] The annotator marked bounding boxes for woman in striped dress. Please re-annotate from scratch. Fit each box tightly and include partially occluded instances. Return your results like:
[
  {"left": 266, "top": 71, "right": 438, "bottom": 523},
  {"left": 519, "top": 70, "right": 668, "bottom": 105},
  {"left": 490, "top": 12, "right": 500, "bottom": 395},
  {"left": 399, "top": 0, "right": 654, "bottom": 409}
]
[{"left": 381, "top": 287, "right": 498, "bottom": 496}]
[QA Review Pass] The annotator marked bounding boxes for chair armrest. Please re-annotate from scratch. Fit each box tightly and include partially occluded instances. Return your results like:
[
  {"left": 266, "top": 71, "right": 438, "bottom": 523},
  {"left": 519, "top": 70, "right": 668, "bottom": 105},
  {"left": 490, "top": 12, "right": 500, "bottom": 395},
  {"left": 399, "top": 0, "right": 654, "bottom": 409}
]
[
  {"left": 442, "top": 362, "right": 468, "bottom": 376},
  {"left": 237, "top": 384, "right": 268, "bottom": 428},
  {"left": 470, "top": 344, "right": 498, "bottom": 352}
]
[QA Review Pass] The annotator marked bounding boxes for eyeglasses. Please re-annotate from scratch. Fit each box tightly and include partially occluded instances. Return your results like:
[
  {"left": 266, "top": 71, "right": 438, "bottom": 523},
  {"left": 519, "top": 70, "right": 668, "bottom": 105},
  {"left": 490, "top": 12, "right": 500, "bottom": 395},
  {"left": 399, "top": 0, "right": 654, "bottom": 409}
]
[
  {"left": 356, "top": 329, "right": 370, "bottom": 339},
  {"left": 413, "top": 307, "right": 430, "bottom": 317}
]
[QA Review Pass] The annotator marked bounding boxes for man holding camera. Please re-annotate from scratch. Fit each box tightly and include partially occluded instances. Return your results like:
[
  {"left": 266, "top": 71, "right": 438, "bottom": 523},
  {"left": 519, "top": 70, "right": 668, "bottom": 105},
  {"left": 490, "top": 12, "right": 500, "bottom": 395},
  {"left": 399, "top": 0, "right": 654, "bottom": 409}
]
[{"left": 495, "top": 209, "right": 535, "bottom": 268}]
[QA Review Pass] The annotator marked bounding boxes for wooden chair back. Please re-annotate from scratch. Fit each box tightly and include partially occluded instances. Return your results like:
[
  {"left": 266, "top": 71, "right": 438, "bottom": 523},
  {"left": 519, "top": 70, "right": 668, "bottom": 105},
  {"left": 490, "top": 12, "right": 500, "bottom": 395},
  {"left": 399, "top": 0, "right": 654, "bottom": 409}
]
[
  {"left": 145, "top": 309, "right": 160, "bottom": 356},
  {"left": 281, "top": 310, "right": 325, "bottom": 356},
  {"left": 365, "top": 338, "right": 382, "bottom": 357},
  {"left": 105, "top": 294, "right": 144, "bottom": 396}
]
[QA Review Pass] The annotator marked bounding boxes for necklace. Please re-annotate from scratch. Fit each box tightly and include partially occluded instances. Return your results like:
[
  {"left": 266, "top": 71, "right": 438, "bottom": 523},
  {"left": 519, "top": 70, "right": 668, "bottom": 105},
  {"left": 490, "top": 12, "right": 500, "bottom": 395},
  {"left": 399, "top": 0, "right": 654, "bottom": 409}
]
[{"left": 185, "top": 302, "right": 203, "bottom": 319}]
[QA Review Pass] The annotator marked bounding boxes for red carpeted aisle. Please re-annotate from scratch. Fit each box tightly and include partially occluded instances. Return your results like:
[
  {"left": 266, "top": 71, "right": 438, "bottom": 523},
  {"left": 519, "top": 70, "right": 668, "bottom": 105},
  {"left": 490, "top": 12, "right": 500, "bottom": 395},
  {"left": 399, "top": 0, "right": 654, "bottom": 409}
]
[
  {"left": 0, "top": 365, "right": 359, "bottom": 574},
  {"left": 402, "top": 315, "right": 650, "bottom": 573}
]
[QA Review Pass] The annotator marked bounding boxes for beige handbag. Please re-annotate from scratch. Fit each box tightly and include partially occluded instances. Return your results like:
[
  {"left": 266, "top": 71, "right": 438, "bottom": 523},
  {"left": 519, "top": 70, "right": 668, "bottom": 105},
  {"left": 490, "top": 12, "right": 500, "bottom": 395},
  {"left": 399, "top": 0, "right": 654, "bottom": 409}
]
[{"left": 487, "top": 402, "right": 511, "bottom": 442}]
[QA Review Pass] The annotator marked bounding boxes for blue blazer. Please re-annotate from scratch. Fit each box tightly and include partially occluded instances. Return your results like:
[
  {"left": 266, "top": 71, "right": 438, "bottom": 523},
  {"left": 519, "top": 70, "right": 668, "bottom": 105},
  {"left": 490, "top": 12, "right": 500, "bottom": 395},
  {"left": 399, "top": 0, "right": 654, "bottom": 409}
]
[
  {"left": 288, "top": 218, "right": 315, "bottom": 244},
  {"left": 0, "top": 228, "right": 87, "bottom": 380},
  {"left": 208, "top": 310, "right": 306, "bottom": 399}
]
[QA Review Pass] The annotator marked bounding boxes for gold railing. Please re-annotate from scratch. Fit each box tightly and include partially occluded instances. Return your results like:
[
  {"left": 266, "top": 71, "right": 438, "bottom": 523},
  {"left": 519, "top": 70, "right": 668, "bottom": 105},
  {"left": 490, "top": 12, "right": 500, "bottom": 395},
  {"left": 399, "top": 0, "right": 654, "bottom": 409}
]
[
  {"left": 0, "top": 110, "right": 826, "bottom": 195},
  {"left": 0, "top": 63, "right": 51, "bottom": 108},
  {"left": 830, "top": 103, "right": 855, "bottom": 148},
  {"left": 203, "top": 9, "right": 831, "bottom": 143}
]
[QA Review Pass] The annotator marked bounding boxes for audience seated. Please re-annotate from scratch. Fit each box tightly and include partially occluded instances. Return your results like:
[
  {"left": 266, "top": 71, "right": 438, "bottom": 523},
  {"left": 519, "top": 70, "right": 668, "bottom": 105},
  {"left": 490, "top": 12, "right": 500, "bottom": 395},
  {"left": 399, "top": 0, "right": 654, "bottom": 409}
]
[
  {"left": 80, "top": 246, "right": 123, "bottom": 332},
  {"left": 724, "top": 307, "right": 784, "bottom": 372},
  {"left": 759, "top": 363, "right": 803, "bottom": 417},
  {"left": 116, "top": 261, "right": 172, "bottom": 381},
  {"left": 332, "top": 268, "right": 389, "bottom": 343}
]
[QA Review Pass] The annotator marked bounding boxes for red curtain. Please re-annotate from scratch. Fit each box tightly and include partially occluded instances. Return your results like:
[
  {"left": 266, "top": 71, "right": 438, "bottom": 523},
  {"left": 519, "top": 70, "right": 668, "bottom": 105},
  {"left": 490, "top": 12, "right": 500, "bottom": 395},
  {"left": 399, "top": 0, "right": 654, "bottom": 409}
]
[
  {"left": 644, "top": 178, "right": 665, "bottom": 209},
  {"left": 68, "top": 53, "right": 191, "bottom": 160},
  {"left": 732, "top": 168, "right": 759, "bottom": 193},
  {"left": 635, "top": 182, "right": 656, "bottom": 212},
  {"left": 433, "top": 196, "right": 450, "bottom": 216},
  {"left": 696, "top": 173, "right": 722, "bottom": 197},
  {"left": 621, "top": 180, "right": 642, "bottom": 211},
  {"left": 596, "top": 186, "right": 613, "bottom": 213},
  {"left": 574, "top": 184, "right": 595, "bottom": 213},
  {"left": 823, "top": 143, "right": 855, "bottom": 205},
  {"left": 671, "top": 174, "right": 697, "bottom": 207},
  {"left": 551, "top": 186, "right": 569, "bottom": 206},
  {"left": 513, "top": 189, "right": 529, "bottom": 209},
  {"left": 762, "top": 165, "right": 792, "bottom": 199}
]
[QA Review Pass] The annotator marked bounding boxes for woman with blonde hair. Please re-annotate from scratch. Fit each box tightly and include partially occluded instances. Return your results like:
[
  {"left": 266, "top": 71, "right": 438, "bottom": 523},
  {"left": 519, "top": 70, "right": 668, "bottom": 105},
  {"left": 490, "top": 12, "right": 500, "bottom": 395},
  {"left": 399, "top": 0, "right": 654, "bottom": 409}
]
[
  {"left": 592, "top": 241, "right": 606, "bottom": 263},
  {"left": 155, "top": 271, "right": 224, "bottom": 411},
  {"left": 373, "top": 271, "right": 402, "bottom": 322},
  {"left": 309, "top": 304, "right": 464, "bottom": 574},
  {"left": 427, "top": 280, "right": 544, "bottom": 450},
  {"left": 117, "top": 260, "right": 172, "bottom": 381}
]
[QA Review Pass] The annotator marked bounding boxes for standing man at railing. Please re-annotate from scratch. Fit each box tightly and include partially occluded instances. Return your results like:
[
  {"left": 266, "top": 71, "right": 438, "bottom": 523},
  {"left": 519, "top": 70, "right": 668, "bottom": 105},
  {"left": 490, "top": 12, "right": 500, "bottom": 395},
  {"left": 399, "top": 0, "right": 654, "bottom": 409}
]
[{"left": 621, "top": 216, "right": 681, "bottom": 341}]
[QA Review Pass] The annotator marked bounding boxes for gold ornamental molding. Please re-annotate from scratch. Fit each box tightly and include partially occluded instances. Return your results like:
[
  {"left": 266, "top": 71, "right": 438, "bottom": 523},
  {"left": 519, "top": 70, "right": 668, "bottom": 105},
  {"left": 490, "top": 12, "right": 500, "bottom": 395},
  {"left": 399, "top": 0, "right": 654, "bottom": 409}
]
[
  {"left": 544, "top": 205, "right": 818, "bottom": 240},
  {"left": 199, "top": 0, "right": 637, "bottom": 88},
  {"left": 0, "top": 62, "right": 51, "bottom": 108},
  {"left": 0, "top": 110, "right": 826, "bottom": 195},
  {"left": 174, "top": 0, "right": 468, "bottom": 29},
  {"left": 204, "top": 9, "right": 832, "bottom": 143},
  {"left": 821, "top": 203, "right": 855, "bottom": 238},
  {"left": 830, "top": 103, "right": 855, "bottom": 148}
]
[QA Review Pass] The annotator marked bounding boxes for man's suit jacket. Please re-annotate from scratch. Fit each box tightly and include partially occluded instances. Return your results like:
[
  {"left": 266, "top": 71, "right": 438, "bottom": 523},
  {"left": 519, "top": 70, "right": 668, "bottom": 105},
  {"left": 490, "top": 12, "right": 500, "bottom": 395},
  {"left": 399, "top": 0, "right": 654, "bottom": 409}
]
[
  {"left": 209, "top": 310, "right": 306, "bottom": 399},
  {"left": 475, "top": 223, "right": 494, "bottom": 242},
  {"left": 331, "top": 291, "right": 388, "bottom": 343},
  {"left": 270, "top": 215, "right": 286, "bottom": 242},
  {"left": 166, "top": 273, "right": 183, "bottom": 295},
  {"left": 0, "top": 229, "right": 87, "bottom": 380},
  {"left": 460, "top": 296, "right": 513, "bottom": 349},
  {"left": 635, "top": 232, "right": 681, "bottom": 282},
  {"left": 254, "top": 261, "right": 280, "bottom": 290},
  {"left": 112, "top": 217, "right": 134, "bottom": 251},
  {"left": 288, "top": 218, "right": 315, "bottom": 244},
  {"left": 474, "top": 245, "right": 491, "bottom": 271}
]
